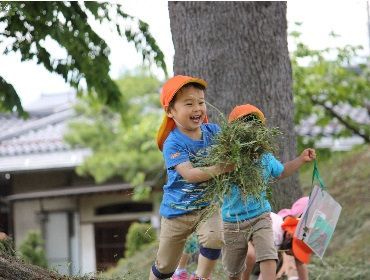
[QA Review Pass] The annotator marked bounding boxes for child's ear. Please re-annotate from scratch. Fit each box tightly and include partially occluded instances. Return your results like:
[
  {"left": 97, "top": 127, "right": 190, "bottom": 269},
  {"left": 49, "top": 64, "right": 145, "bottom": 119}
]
[{"left": 165, "top": 107, "right": 173, "bottom": 118}]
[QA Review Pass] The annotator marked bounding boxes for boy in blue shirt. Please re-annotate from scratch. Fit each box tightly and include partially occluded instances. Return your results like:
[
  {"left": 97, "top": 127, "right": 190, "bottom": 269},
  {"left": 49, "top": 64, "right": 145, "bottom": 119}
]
[
  {"left": 221, "top": 104, "right": 316, "bottom": 280},
  {"left": 149, "top": 75, "right": 233, "bottom": 280}
]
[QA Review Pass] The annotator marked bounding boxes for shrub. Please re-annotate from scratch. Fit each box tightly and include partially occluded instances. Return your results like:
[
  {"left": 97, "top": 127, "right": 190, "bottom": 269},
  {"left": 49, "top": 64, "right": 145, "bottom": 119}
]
[
  {"left": 0, "top": 234, "right": 16, "bottom": 256},
  {"left": 124, "top": 223, "right": 156, "bottom": 257},
  {"left": 18, "top": 230, "right": 48, "bottom": 268}
]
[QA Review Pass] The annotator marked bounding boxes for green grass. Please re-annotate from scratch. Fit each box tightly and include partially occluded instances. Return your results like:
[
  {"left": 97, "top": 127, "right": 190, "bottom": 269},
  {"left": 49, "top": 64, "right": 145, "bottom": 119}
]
[{"left": 104, "top": 145, "right": 370, "bottom": 279}]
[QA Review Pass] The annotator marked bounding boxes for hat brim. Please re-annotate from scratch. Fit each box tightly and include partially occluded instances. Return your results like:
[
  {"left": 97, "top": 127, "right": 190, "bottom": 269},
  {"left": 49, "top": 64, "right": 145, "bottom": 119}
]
[{"left": 292, "top": 238, "right": 313, "bottom": 264}]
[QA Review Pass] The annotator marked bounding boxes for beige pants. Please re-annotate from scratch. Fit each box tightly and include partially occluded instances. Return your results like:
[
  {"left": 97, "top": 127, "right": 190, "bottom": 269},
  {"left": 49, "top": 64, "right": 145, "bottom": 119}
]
[
  {"left": 154, "top": 208, "right": 224, "bottom": 274},
  {"left": 222, "top": 213, "right": 277, "bottom": 277}
]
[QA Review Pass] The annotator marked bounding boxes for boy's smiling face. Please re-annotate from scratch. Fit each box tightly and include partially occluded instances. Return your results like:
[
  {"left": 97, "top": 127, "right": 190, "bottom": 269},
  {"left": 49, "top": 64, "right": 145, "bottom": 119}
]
[{"left": 167, "top": 85, "right": 206, "bottom": 139}]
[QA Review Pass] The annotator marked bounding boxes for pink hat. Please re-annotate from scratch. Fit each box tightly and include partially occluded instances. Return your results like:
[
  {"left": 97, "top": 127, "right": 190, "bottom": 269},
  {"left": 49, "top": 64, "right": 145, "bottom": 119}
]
[{"left": 278, "top": 196, "right": 309, "bottom": 218}]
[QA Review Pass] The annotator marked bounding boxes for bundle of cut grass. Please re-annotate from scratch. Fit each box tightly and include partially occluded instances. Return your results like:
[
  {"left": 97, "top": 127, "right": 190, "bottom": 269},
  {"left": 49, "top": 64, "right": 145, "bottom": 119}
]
[{"left": 193, "top": 117, "right": 282, "bottom": 206}]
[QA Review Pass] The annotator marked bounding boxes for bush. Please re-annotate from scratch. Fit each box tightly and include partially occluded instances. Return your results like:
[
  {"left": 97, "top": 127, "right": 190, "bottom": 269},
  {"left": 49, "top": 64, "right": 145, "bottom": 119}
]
[
  {"left": 18, "top": 230, "right": 48, "bottom": 268},
  {"left": 124, "top": 223, "right": 156, "bottom": 257},
  {"left": 0, "top": 234, "right": 16, "bottom": 256}
]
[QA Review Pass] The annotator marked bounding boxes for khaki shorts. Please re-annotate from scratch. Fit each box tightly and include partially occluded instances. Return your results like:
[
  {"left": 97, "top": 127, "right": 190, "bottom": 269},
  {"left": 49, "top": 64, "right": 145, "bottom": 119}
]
[
  {"left": 155, "top": 208, "right": 224, "bottom": 274},
  {"left": 222, "top": 213, "right": 277, "bottom": 277}
]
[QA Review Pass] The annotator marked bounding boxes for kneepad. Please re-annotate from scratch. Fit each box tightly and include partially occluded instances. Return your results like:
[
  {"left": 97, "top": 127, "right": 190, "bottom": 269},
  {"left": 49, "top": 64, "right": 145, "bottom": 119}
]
[
  {"left": 151, "top": 264, "right": 174, "bottom": 279},
  {"left": 199, "top": 246, "right": 221, "bottom": 260}
]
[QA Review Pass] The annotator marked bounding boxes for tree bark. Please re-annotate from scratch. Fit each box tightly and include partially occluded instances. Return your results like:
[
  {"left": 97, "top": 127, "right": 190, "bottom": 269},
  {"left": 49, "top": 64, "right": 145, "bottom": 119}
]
[{"left": 168, "top": 1, "right": 301, "bottom": 210}]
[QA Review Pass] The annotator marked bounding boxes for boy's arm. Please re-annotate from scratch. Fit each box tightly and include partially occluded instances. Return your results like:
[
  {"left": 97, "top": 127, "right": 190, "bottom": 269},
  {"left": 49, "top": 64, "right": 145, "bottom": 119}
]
[
  {"left": 279, "top": 148, "right": 316, "bottom": 179},
  {"left": 175, "top": 161, "right": 233, "bottom": 183}
]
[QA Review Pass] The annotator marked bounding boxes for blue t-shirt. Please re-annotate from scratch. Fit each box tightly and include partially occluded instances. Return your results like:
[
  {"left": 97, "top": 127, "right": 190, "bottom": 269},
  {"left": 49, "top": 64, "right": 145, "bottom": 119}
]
[
  {"left": 222, "top": 153, "right": 284, "bottom": 223},
  {"left": 160, "top": 123, "right": 221, "bottom": 218}
]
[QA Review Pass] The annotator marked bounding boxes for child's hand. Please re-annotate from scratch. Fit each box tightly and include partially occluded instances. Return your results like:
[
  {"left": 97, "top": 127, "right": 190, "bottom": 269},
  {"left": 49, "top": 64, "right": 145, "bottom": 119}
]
[
  {"left": 300, "top": 148, "right": 316, "bottom": 162},
  {"left": 216, "top": 163, "right": 235, "bottom": 174}
]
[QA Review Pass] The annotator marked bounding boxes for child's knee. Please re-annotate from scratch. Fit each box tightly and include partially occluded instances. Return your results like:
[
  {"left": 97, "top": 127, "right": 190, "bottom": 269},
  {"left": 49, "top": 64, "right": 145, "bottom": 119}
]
[
  {"left": 199, "top": 246, "right": 221, "bottom": 260},
  {"left": 151, "top": 264, "right": 175, "bottom": 279}
]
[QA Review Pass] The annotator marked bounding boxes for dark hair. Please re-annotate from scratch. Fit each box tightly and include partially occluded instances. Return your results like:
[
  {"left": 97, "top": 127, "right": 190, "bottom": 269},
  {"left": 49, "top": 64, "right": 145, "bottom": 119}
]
[
  {"left": 168, "top": 82, "right": 206, "bottom": 109},
  {"left": 240, "top": 114, "right": 262, "bottom": 124}
]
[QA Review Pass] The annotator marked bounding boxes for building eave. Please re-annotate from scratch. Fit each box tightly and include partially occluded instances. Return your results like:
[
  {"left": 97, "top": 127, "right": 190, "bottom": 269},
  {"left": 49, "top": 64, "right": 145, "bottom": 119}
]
[
  {"left": 5, "top": 182, "right": 140, "bottom": 202},
  {"left": 0, "top": 148, "right": 91, "bottom": 172}
]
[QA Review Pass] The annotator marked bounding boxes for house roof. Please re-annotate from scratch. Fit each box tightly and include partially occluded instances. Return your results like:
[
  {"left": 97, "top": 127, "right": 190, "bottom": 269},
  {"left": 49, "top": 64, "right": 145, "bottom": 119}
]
[
  {"left": 5, "top": 182, "right": 134, "bottom": 202},
  {"left": 0, "top": 92, "right": 91, "bottom": 172}
]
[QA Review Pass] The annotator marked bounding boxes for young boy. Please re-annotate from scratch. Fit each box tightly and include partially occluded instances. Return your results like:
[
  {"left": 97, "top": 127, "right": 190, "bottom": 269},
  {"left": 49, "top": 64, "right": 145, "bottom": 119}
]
[
  {"left": 221, "top": 104, "right": 316, "bottom": 280},
  {"left": 150, "top": 75, "right": 233, "bottom": 280}
]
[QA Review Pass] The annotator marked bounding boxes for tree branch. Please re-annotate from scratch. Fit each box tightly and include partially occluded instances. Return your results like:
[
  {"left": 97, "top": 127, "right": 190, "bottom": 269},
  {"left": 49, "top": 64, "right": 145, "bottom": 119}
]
[{"left": 311, "top": 97, "right": 370, "bottom": 143}]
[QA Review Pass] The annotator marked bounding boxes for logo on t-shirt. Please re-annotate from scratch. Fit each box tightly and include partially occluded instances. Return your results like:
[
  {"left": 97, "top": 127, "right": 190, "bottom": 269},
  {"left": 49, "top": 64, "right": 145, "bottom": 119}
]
[{"left": 170, "top": 152, "right": 180, "bottom": 159}]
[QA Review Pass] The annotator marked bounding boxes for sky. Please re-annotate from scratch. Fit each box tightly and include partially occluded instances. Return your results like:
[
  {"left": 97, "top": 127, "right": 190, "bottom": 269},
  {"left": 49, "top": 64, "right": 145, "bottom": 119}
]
[{"left": 0, "top": 0, "right": 368, "bottom": 106}]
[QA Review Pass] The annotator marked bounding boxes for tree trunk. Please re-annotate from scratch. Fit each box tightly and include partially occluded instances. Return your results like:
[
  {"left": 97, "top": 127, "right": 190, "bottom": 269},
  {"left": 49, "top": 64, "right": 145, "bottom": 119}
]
[{"left": 168, "top": 1, "right": 301, "bottom": 210}]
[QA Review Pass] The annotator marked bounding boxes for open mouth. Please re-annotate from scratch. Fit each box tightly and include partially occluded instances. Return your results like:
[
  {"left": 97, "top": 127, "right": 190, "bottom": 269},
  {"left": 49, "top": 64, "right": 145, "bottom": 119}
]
[{"left": 190, "top": 115, "right": 202, "bottom": 123}]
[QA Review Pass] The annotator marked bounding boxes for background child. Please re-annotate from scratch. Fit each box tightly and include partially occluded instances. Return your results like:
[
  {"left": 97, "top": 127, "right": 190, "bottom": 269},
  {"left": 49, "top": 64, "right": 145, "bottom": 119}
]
[
  {"left": 277, "top": 197, "right": 312, "bottom": 280},
  {"left": 149, "top": 75, "right": 232, "bottom": 280},
  {"left": 221, "top": 104, "right": 316, "bottom": 280},
  {"left": 172, "top": 233, "right": 199, "bottom": 279}
]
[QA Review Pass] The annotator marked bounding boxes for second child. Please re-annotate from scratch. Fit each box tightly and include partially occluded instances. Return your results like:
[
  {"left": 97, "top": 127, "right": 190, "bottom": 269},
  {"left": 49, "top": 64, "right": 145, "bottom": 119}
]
[{"left": 221, "top": 104, "right": 316, "bottom": 280}]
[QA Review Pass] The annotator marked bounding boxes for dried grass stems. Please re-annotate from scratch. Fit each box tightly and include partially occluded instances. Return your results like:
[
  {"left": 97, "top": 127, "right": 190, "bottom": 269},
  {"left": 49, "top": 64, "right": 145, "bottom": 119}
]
[{"left": 192, "top": 116, "right": 282, "bottom": 210}]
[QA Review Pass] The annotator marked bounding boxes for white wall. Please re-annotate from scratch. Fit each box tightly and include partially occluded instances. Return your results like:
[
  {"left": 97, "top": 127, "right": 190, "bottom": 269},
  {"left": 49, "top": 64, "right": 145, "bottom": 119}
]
[
  {"left": 13, "top": 197, "right": 77, "bottom": 246},
  {"left": 80, "top": 223, "right": 96, "bottom": 274}
]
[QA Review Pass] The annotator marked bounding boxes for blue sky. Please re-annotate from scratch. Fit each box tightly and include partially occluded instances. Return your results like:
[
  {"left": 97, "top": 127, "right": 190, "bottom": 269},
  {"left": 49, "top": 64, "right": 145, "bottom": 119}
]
[{"left": 0, "top": 0, "right": 368, "bottom": 106}]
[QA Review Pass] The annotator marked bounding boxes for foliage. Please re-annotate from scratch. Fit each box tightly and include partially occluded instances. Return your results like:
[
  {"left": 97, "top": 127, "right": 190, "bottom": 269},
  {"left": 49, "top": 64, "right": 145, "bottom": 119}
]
[
  {"left": 0, "top": 1, "right": 167, "bottom": 116},
  {"left": 0, "top": 235, "right": 16, "bottom": 256},
  {"left": 18, "top": 231, "right": 48, "bottom": 268},
  {"left": 103, "top": 242, "right": 157, "bottom": 279},
  {"left": 193, "top": 117, "right": 282, "bottom": 208},
  {"left": 64, "top": 69, "right": 164, "bottom": 199},
  {"left": 124, "top": 222, "right": 156, "bottom": 258},
  {"left": 290, "top": 23, "right": 370, "bottom": 143}
]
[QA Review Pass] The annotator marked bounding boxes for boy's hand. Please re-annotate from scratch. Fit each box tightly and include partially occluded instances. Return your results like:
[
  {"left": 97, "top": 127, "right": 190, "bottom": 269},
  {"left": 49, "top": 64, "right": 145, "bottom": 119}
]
[
  {"left": 216, "top": 163, "right": 235, "bottom": 174},
  {"left": 300, "top": 148, "right": 316, "bottom": 162}
]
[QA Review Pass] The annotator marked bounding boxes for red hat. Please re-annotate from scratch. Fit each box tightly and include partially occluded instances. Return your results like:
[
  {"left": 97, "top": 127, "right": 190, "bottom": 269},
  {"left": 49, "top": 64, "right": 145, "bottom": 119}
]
[
  {"left": 156, "top": 75, "right": 208, "bottom": 150},
  {"left": 228, "top": 104, "right": 265, "bottom": 123},
  {"left": 281, "top": 216, "right": 313, "bottom": 264}
]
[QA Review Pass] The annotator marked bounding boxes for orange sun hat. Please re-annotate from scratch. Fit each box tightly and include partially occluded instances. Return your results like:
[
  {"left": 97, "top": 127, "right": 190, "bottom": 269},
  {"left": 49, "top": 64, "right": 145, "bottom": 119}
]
[
  {"left": 281, "top": 216, "right": 313, "bottom": 264},
  {"left": 228, "top": 104, "right": 265, "bottom": 123},
  {"left": 156, "top": 75, "right": 208, "bottom": 151}
]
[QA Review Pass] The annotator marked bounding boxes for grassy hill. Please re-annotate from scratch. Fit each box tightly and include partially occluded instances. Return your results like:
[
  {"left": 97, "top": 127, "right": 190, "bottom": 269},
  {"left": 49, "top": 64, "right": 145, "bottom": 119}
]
[{"left": 105, "top": 145, "right": 370, "bottom": 280}]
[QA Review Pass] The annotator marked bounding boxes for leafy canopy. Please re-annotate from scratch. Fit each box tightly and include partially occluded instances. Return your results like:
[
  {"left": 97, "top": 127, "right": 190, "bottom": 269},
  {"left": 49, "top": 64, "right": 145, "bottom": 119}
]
[
  {"left": 64, "top": 69, "right": 164, "bottom": 200},
  {"left": 291, "top": 23, "right": 370, "bottom": 143},
  {"left": 0, "top": 1, "right": 167, "bottom": 116}
]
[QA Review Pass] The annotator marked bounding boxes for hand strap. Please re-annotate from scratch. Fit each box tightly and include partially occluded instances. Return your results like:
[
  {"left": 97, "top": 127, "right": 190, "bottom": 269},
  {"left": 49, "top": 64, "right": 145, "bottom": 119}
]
[{"left": 311, "top": 159, "right": 327, "bottom": 190}]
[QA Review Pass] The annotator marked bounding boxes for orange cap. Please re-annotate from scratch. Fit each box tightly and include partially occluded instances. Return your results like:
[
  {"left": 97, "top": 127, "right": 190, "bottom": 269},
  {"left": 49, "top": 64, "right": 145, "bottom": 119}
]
[
  {"left": 156, "top": 75, "right": 208, "bottom": 150},
  {"left": 281, "top": 216, "right": 313, "bottom": 264},
  {"left": 228, "top": 104, "right": 265, "bottom": 123}
]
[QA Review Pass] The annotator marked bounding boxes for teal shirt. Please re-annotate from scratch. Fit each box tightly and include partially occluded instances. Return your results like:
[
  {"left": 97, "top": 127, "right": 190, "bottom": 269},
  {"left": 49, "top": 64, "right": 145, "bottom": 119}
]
[{"left": 221, "top": 153, "right": 284, "bottom": 223}]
